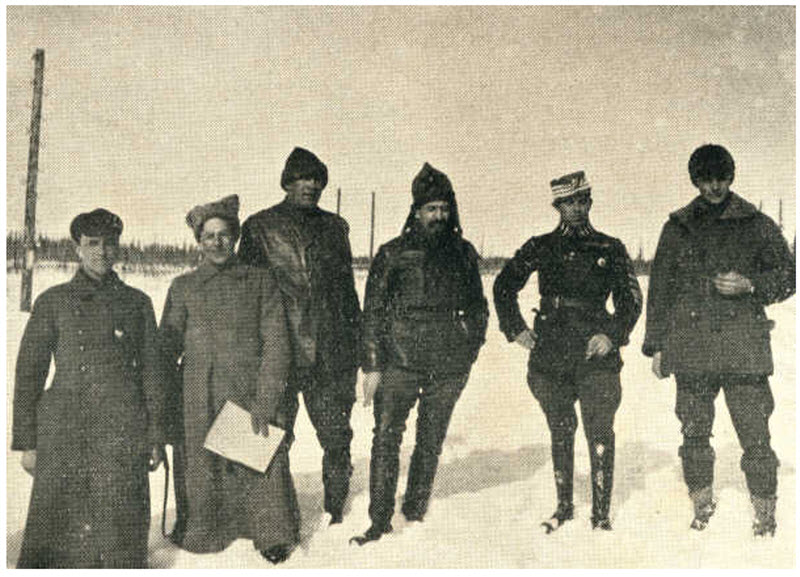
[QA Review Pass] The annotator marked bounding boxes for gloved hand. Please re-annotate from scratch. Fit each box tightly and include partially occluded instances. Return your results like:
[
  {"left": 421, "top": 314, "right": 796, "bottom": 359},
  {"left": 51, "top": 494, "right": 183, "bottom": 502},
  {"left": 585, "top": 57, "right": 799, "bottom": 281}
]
[
  {"left": 514, "top": 329, "right": 537, "bottom": 350},
  {"left": 251, "top": 395, "right": 271, "bottom": 438},
  {"left": 585, "top": 333, "right": 613, "bottom": 359},
  {"left": 21, "top": 449, "right": 36, "bottom": 477},
  {"left": 362, "top": 372, "right": 382, "bottom": 407}
]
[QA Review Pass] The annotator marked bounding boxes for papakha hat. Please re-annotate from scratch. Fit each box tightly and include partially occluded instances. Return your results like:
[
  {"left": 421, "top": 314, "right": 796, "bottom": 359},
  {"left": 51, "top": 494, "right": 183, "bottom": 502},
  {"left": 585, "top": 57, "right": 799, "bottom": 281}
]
[{"left": 185, "top": 194, "right": 240, "bottom": 241}]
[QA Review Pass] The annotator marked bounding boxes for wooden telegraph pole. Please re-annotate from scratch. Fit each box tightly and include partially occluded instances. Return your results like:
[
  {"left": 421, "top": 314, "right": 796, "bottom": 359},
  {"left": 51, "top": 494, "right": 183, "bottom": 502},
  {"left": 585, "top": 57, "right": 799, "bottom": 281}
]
[
  {"left": 21, "top": 49, "right": 45, "bottom": 312},
  {"left": 336, "top": 187, "right": 341, "bottom": 215},
  {"left": 369, "top": 191, "right": 376, "bottom": 260}
]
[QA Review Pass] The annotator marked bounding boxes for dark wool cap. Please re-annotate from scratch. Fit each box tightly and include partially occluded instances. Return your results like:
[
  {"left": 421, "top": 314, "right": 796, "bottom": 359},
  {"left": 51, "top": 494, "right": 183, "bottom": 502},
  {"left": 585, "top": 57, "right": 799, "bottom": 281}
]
[
  {"left": 186, "top": 194, "right": 240, "bottom": 241},
  {"left": 280, "top": 147, "right": 328, "bottom": 191},
  {"left": 412, "top": 162, "right": 455, "bottom": 207},
  {"left": 688, "top": 144, "right": 735, "bottom": 186},
  {"left": 70, "top": 209, "right": 123, "bottom": 242}
]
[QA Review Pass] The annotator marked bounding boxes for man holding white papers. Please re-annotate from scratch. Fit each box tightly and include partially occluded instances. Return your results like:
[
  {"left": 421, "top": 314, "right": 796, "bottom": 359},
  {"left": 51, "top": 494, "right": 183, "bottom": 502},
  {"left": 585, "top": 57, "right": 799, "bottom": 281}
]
[{"left": 159, "top": 195, "right": 299, "bottom": 564}]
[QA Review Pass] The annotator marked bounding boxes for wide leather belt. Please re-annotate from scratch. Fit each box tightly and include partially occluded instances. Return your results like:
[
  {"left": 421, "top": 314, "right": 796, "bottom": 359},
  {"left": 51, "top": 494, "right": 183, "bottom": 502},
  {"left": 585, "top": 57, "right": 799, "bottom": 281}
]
[{"left": 540, "top": 295, "right": 603, "bottom": 312}]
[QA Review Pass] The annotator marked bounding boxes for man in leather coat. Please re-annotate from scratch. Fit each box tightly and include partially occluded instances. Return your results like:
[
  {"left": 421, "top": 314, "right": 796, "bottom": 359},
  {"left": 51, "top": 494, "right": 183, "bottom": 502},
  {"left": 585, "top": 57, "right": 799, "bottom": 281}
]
[
  {"left": 350, "top": 163, "right": 488, "bottom": 545},
  {"left": 494, "top": 170, "right": 642, "bottom": 532},
  {"left": 643, "top": 144, "right": 795, "bottom": 536},
  {"left": 239, "top": 147, "right": 361, "bottom": 525}
]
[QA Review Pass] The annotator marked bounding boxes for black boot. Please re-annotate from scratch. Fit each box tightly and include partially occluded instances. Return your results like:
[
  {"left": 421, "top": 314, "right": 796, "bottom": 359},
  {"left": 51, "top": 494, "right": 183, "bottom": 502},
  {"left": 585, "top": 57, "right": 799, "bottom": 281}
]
[
  {"left": 541, "top": 431, "right": 575, "bottom": 534},
  {"left": 260, "top": 544, "right": 294, "bottom": 564},
  {"left": 349, "top": 523, "right": 393, "bottom": 546},
  {"left": 589, "top": 438, "right": 614, "bottom": 531},
  {"left": 402, "top": 447, "right": 441, "bottom": 522},
  {"left": 323, "top": 447, "right": 352, "bottom": 524}
]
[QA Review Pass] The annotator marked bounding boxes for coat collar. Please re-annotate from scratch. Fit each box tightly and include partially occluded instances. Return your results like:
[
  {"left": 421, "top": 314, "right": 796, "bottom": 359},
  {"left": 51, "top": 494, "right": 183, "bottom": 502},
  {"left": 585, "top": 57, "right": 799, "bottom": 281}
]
[
  {"left": 69, "top": 268, "right": 123, "bottom": 298},
  {"left": 192, "top": 255, "right": 249, "bottom": 284},
  {"left": 670, "top": 191, "right": 758, "bottom": 225},
  {"left": 555, "top": 221, "right": 597, "bottom": 238}
]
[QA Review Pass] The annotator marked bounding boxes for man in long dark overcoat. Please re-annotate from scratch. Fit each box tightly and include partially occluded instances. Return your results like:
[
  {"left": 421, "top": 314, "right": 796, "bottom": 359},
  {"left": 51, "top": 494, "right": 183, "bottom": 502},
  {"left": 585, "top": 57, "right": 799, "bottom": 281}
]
[
  {"left": 238, "top": 147, "right": 361, "bottom": 525},
  {"left": 493, "top": 171, "right": 642, "bottom": 532},
  {"left": 643, "top": 144, "right": 795, "bottom": 536},
  {"left": 350, "top": 162, "right": 489, "bottom": 545},
  {"left": 12, "top": 209, "right": 166, "bottom": 568},
  {"left": 160, "top": 195, "right": 299, "bottom": 563}
]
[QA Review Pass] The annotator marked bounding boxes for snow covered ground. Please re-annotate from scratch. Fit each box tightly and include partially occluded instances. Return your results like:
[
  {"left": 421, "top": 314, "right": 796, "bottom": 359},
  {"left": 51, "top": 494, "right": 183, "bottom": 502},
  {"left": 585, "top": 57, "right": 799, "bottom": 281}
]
[{"left": 6, "top": 267, "right": 796, "bottom": 568}]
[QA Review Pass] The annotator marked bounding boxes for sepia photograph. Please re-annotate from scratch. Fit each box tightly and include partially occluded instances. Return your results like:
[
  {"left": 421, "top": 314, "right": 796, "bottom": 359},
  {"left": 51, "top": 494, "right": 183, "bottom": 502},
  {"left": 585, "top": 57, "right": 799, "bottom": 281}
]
[{"left": 5, "top": 5, "right": 796, "bottom": 568}]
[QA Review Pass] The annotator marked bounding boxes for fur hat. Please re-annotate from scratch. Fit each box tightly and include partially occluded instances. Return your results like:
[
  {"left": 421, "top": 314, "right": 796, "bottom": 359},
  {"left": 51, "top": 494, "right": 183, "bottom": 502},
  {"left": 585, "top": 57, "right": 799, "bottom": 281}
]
[
  {"left": 688, "top": 144, "right": 735, "bottom": 186},
  {"left": 281, "top": 147, "right": 328, "bottom": 191},
  {"left": 411, "top": 162, "right": 455, "bottom": 208},
  {"left": 70, "top": 209, "right": 123, "bottom": 242},
  {"left": 185, "top": 195, "right": 240, "bottom": 242}
]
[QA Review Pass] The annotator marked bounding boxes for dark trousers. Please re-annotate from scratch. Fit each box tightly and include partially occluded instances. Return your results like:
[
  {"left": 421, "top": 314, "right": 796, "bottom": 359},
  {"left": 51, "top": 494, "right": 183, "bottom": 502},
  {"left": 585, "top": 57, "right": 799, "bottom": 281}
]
[
  {"left": 529, "top": 368, "right": 621, "bottom": 519},
  {"left": 368, "top": 367, "right": 469, "bottom": 529},
  {"left": 286, "top": 366, "right": 356, "bottom": 516},
  {"left": 675, "top": 373, "right": 778, "bottom": 498}
]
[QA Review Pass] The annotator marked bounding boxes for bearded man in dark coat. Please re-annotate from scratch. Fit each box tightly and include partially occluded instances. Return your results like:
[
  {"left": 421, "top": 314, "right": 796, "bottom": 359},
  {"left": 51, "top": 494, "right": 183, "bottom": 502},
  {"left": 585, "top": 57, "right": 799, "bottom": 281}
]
[
  {"left": 12, "top": 209, "right": 166, "bottom": 568},
  {"left": 350, "top": 163, "right": 489, "bottom": 545},
  {"left": 238, "top": 147, "right": 361, "bottom": 525},
  {"left": 643, "top": 144, "right": 795, "bottom": 536}
]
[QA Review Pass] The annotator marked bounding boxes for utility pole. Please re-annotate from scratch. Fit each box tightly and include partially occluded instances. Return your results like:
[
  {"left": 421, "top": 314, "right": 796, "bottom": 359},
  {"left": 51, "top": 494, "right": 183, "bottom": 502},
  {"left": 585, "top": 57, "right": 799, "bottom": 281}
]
[
  {"left": 336, "top": 187, "right": 341, "bottom": 215},
  {"left": 21, "top": 49, "right": 45, "bottom": 312},
  {"left": 778, "top": 198, "right": 783, "bottom": 230},
  {"left": 369, "top": 191, "right": 376, "bottom": 260}
]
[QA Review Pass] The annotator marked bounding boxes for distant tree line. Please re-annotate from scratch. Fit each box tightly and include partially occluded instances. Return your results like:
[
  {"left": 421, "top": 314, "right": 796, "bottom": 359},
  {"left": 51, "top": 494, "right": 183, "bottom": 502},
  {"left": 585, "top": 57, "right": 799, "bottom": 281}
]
[{"left": 8, "top": 232, "right": 668, "bottom": 276}]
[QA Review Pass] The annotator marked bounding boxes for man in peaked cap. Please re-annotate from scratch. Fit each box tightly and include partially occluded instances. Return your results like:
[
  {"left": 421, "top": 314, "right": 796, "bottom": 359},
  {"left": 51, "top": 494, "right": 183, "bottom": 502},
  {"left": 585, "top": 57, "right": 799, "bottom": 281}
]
[
  {"left": 643, "top": 144, "right": 795, "bottom": 536},
  {"left": 239, "top": 148, "right": 361, "bottom": 526},
  {"left": 13, "top": 209, "right": 166, "bottom": 567},
  {"left": 493, "top": 171, "right": 642, "bottom": 532},
  {"left": 350, "top": 163, "right": 488, "bottom": 545}
]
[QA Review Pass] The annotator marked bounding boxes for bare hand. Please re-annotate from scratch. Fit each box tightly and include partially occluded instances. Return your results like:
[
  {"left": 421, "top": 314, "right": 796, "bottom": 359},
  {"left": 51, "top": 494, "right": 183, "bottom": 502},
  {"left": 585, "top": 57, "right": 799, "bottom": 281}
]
[
  {"left": 713, "top": 271, "right": 753, "bottom": 296},
  {"left": 362, "top": 372, "right": 381, "bottom": 407},
  {"left": 21, "top": 449, "right": 36, "bottom": 476},
  {"left": 585, "top": 334, "right": 613, "bottom": 359},
  {"left": 250, "top": 412, "right": 270, "bottom": 438},
  {"left": 514, "top": 329, "right": 537, "bottom": 350},
  {"left": 148, "top": 445, "right": 165, "bottom": 471},
  {"left": 651, "top": 351, "right": 668, "bottom": 380}
]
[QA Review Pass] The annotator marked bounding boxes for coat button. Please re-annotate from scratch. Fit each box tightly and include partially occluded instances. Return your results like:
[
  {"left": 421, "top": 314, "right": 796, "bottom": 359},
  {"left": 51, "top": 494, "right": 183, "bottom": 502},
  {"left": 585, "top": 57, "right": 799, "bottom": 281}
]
[
  {"left": 729, "top": 310, "right": 736, "bottom": 318},
  {"left": 79, "top": 345, "right": 85, "bottom": 352},
  {"left": 80, "top": 365, "right": 87, "bottom": 372},
  {"left": 77, "top": 329, "right": 84, "bottom": 336},
  {"left": 690, "top": 311, "right": 697, "bottom": 318}
]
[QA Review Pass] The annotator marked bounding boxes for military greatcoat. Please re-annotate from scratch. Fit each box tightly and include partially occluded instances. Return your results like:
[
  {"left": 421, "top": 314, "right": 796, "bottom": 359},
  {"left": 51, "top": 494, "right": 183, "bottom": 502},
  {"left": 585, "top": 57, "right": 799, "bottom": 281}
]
[{"left": 12, "top": 269, "right": 165, "bottom": 568}]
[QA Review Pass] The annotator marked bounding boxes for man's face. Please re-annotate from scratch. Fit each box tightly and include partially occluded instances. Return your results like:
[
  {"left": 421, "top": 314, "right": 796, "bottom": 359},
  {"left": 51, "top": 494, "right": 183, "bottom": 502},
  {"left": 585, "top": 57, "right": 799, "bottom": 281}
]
[
  {"left": 199, "top": 217, "right": 236, "bottom": 265},
  {"left": 416, "top": 200, "right": 451, "bottom": 236},
  {"left": 555, "top": 193, "right": 592, "bottom": 226},
  {"left": 696, "top": 177, "right": 732, "bottom": 205},
  {"left": 284, "top": 178, "right": 323, "bottom": 209},
  {"left": 77, "top": 234, "right": 119, "bottom": 280}
]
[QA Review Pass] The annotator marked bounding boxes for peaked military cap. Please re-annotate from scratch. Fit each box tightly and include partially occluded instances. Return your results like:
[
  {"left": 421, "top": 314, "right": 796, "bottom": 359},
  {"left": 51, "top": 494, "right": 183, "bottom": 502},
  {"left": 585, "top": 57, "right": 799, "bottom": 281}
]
[
  {"left": 412, "top": 162, "right": 455, "bottom": 207},
  {"left": 550, "top": 170, "right": 592, "bottom": 201},
  {"left": 281, "top": 147, "right": 328, "bottom": 191},
  {"left": 70, "top": 208, "right": 123, "bottom": 242},
  {"left": 186, "top": 194, "right": 240, "bottom": 241}
]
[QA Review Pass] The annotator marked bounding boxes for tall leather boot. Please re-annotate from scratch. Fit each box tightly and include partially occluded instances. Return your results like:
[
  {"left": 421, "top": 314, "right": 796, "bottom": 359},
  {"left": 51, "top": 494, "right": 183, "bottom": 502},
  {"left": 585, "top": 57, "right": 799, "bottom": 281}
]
[
  {"left": 350, "top": 434, "right": 399, "bottom": 546},
  {"left": 322, "top": 447, "right": 352, "bottom": 524},
  {"left": 402, "top": 447, "right": 440, "bottom": 522},
  {"left": 589, "top": 438, "right": 615, "bottom": 530},
  {"left": 541, "top": 431, "right": 575, "bottom": 534},
  {"left": 751, "top": 495, "right": 777, "bottom": 537}
]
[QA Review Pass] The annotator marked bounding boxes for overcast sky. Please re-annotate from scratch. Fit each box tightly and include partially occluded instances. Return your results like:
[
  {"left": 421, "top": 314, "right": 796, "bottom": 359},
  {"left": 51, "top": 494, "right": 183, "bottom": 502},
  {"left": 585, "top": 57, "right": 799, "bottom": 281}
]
[{"left": 6, "top": 6, "right": 795, "bottom": 257}]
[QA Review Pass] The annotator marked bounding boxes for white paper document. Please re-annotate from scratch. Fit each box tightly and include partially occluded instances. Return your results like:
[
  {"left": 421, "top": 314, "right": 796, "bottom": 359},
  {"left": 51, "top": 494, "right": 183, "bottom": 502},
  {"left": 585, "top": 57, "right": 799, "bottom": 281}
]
[{"left": 203, "top": 400, "right": 285, "bottom": 473}]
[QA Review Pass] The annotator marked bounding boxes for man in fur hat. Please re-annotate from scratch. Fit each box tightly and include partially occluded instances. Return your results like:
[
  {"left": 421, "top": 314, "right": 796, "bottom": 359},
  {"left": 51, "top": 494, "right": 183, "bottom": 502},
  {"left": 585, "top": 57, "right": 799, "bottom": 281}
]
[
  {"left": 350, "top": 163, "right": 489, "bottom": 545},
  {"left": 239, "top": 148, "right": 361, "bottom": 525},
  {"left": 493, "top": 171, "right": 642, "bottom": 533},
  {"left": 12, "top": 209, "right": 165, "bottom": 567},
  {"left": 643, "top": 144, "right": 795, "bottom": 536}
]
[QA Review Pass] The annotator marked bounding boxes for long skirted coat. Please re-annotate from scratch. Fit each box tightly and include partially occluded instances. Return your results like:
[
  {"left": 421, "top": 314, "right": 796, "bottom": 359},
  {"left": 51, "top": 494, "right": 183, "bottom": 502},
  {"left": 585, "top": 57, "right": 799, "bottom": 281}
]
[
  {"left": 642, "top": 193, "right": 795, "bottom": 375},
  {"left": 159, "top": 258, "right": 300, "bottom": 553},
  {"left": 12, "top": 269, "right": 165, "bottom": 568}
]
